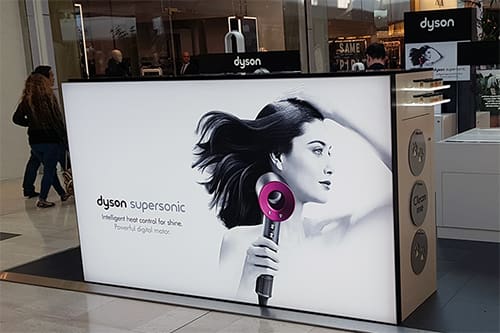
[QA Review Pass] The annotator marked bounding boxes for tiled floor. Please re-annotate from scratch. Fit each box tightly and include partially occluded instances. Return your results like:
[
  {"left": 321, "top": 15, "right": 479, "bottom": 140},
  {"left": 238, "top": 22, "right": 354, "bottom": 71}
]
[
  {"left": 2, "top": 280, "right": 355, "bottom": 333},
  {"left": 0, "top": 178, "right": 80, "bottom": 273},
  {"left": 403, "top": 239, "right": 499, "bottom": 333}
]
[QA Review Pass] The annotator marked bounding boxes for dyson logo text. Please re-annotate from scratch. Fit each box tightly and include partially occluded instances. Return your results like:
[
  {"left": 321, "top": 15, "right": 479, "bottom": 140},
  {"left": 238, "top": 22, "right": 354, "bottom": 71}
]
[
  {"left": 419, "top": 17, "right": 455, "bottom": 32},
  {"left": 234, "top": 56, "right": 262, "bottom": 69}
]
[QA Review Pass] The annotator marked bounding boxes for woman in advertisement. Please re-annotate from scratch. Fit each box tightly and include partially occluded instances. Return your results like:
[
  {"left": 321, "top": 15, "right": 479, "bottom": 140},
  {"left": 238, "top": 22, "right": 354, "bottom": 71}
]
[
  {"left": 193, "top": 97, "right": 393, "bottom": 306},
  {"left": 409, "top": 45, "right": 444, "bottom": 68}
]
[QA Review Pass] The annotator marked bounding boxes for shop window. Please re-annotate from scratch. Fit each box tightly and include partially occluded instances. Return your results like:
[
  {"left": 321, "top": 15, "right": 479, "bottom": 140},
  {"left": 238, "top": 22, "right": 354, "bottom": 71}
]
[
  {"left": 53, "top": 0, "right": 302, "bottom": 78},
  {"left": 326, "top": 0, "right": 409, "bottom": 71}
]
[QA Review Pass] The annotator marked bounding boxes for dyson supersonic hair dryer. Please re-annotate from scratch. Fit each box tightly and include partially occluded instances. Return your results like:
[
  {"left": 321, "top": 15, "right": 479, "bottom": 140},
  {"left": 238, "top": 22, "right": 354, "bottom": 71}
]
[{"left": 255, "top": 172, "right": 295, "bottom": 306}]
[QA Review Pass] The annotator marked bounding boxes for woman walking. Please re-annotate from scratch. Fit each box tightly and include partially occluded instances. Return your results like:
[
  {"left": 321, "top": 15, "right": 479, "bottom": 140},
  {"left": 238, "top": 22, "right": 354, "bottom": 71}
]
[{"left": 13, "top": 70, "right": 71, "bottom": 208}]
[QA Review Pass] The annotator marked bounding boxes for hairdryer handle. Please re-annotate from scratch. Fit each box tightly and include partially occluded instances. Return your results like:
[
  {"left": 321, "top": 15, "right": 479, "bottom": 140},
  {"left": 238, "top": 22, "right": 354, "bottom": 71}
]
[
  {"left": 255, "top": 219, "right": 280, "bottom": 306},
  {"left": 262, "top": 219, "right": 280, "bottom": 243},
  {"left": 256, "top": 275, "right": 274, "bottom": 305}
]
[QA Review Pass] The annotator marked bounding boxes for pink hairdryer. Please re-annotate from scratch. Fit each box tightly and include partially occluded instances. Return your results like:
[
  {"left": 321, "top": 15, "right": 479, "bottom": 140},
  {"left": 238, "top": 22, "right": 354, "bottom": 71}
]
[{"left": 255, "top": 172, "right": 295, "bottom": 306}]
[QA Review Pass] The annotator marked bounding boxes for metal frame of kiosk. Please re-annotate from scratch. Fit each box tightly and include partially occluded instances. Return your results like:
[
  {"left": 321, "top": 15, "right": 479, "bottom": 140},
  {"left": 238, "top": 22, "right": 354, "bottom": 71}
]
[{"left": 59, "top": 70, "right": 437, "bottom": 327}]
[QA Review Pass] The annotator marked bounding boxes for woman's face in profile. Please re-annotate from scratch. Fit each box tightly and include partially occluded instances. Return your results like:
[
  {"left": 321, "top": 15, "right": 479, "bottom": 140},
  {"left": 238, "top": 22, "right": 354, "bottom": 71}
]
[
  {"left": 277, "top": 119, "right": 334, "bottom": 204},
  {"left": 424, "top": 47, "right": 443, "bottom": 64}
]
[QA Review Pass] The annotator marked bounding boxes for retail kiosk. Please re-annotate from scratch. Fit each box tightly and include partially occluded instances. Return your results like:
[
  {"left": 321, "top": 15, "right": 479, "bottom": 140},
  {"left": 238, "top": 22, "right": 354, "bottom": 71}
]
[
  {"left": 436, "top": 128, "right": 500, "bottom": 242},
  {"left": 63, "top": 70, "right": 439, "bottom": 325}
]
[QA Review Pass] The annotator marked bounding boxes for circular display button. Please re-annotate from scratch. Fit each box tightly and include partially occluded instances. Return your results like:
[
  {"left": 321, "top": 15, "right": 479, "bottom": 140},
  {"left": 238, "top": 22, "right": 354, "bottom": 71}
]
[
  {"left": 410, "top": 180, "right": 428, "bottom": 227},
  {"left": 411, "top": 229, "right": 428, "bottom": 275},
  {"left": 408, "top": 129, "right": 426, "bottom": 176}
]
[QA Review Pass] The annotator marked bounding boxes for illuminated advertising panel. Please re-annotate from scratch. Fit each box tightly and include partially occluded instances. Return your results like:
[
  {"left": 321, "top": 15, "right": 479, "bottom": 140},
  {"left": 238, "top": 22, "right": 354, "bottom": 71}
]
[{"left": 63, "top": 76, "right": 396, "bottom": 323}]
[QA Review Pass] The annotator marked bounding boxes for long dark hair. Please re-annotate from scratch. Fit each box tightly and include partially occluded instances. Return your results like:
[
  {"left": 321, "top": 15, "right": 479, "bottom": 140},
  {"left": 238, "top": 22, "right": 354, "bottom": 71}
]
[
  {"left": 193, "top": 98, "right": 324, "bottom": 229},
  {"left": 409, "top": 46, "right": 429, "bottom": 67},
  {"left": 21, "top": 73, "right": 66, "bottom": 140}
]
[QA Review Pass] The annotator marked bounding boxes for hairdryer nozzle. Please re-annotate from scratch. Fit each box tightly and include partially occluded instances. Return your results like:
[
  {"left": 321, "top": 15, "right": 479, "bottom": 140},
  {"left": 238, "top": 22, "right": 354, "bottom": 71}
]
[
  {"left": 267, "top": 191, "right": 284, "bottom": 210},
  {"left": 256, "top": 172, "right": 295, "bottom": 222}
]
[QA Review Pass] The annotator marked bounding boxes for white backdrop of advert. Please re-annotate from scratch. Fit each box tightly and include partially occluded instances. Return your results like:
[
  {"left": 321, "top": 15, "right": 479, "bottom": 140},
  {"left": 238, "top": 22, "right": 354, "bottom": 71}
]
[{"left": 62, "top": 76, "right": 396, "bottom": 323}]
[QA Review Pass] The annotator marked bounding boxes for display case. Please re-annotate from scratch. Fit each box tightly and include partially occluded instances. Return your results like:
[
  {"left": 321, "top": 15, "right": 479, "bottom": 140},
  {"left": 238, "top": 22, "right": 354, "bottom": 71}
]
[
  {"left": 436, "top": 128, "right": 500, "bottom": 243},
  {"left": 435, "top": 113, "right": 457, "bottom": 141},
  {"left": 62, "top": 70, "right": 437, "bottom": 326}
]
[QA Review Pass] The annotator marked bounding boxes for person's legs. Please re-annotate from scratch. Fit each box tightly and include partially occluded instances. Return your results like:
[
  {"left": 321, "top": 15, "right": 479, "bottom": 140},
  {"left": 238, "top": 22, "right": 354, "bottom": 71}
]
[
  {"left": 51, "top": 147, "right": 66, "bottom": 197},
  {"left": 58, "top": 147, "right": 70, "bottom": 171},
  {"left": 22, "top": 150, "right": 41, "bottom": 197},
  {"left": 52, "top": 170, "right": 65, "bottom": 195},
  {"left": 31, "top": 144, "right": 63, "bottom": 207},
  {"left": 31, "top": 144, "right": 51, "bottom": 201},
  {"left": 46, "top": 144, "right": 67, "bottom": 197}
]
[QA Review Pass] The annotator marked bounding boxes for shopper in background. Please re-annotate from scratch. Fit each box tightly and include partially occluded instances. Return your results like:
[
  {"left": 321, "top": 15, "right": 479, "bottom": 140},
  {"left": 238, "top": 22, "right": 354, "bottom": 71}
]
[
  {"left": 12, "top": 66, "right": 56, "bottom": 198},
  {"left": 105, "top": 49, "right": 131, "bottom": 77},
  {"left": 13, "top": 70, "right": 71, "bottom": 208},
  {"left": 178, "top": 51, "right": 198, "bottom": 75},
  {"left": 365, "top": 43, "right": 387, "bottom": 70}
]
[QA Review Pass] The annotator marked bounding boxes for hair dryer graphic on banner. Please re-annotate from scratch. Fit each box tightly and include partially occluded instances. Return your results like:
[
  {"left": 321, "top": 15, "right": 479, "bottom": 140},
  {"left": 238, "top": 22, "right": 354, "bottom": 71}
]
[{"left": 255, "top": 172, "right": 295, "bottom": 306}]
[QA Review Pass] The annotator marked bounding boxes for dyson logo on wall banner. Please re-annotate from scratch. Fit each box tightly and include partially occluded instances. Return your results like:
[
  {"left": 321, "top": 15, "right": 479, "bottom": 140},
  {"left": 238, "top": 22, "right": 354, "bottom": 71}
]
[
  {"left": 234, "top": 56, "right": 262, "bottom": 69},
  {"left": 419, "top": 17, "right": 455, "bottom": 32}
]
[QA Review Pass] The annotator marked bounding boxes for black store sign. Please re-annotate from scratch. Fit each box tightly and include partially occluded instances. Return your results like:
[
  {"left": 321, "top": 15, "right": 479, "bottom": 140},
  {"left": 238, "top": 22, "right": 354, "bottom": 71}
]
[
  {"left": 332, "top": 39, "right": 367, "bottom": 71},
  {"left": 404, "top": 8, "right": 475, "bottom": 43},
  {"left": 195, "top": 51, "right": 300, "bottom": 74}
]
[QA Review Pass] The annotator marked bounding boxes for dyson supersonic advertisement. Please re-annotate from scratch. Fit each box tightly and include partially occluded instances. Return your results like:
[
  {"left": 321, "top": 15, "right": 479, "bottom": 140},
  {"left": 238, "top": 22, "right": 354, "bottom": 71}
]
[{"left": 62, "top": 76, "right": 396, "bottom": 323}]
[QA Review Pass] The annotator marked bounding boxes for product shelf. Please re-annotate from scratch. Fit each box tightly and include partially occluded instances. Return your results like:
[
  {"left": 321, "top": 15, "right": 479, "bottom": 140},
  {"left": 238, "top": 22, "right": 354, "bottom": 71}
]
[
  {"left": 398, "top": 99, "right": 451, "bottom": 107},
  {"left": 398, "top": 85, "right": 451, "bottom": 92}
]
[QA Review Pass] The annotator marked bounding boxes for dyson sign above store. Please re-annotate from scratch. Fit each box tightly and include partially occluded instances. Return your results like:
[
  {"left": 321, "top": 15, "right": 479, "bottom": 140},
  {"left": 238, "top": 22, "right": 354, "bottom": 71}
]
[
  {"left": 405, "top": 8, "right": 475, "bottom": 42},
  {"left": 195, "top": 51, "right": 300, "bottom": 74},
  {"left": 233, "top": 55, "right": 262, "bottom": 69},
  {"left": 419, "top": 17, "right": 455, "bottom": 32}
]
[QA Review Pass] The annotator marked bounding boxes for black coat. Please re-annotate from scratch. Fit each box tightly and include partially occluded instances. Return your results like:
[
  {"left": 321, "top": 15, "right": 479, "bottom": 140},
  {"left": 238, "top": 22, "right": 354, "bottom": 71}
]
[
  {"left": 178, "top": 62, "right": 199, "bottom": 75},
  {"left": 367, "top": 63, "right": 386, "bottom": 70},
  {"left": 13, "top": 100, "right": 67, "bottom": 146},
  {"left": 105, "top": 59, "right": 131, "bottom": 77}
]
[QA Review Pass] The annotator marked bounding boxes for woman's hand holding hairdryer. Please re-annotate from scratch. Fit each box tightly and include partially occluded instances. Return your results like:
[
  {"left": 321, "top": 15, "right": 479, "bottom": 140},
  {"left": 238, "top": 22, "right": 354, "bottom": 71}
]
[{"left": 238, "top": 236, "right": 280, "bottom": 296}]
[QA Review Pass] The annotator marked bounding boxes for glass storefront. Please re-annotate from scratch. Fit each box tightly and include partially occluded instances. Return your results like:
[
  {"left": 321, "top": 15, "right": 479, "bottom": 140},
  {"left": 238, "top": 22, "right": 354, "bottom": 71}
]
[
  {"left": 48, "top": 1, "right": 498, "bottom": 73},
  {"left": 44, "top": 0, "right": 498, "bottom": 128},
  {"left": 49, "top": 0, "right": 422, "bottom": 80},
  {"left": 50, "top": 0, "right": 305, "bottom": 79},
  {"left": 327, "top": 0, "right": 408, "bottom": 70}
]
